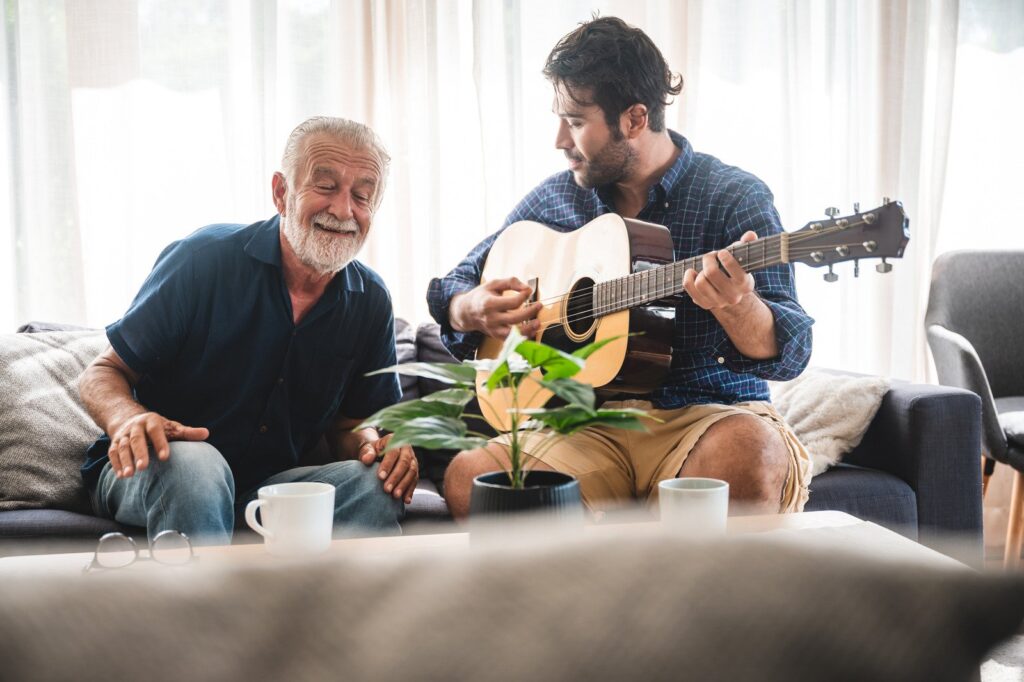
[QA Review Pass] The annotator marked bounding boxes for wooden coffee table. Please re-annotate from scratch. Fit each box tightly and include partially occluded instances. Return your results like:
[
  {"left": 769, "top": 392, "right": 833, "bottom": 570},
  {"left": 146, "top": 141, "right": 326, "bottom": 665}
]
[{"left": 0, "top": 510, "right": 964, "bottom": 577}]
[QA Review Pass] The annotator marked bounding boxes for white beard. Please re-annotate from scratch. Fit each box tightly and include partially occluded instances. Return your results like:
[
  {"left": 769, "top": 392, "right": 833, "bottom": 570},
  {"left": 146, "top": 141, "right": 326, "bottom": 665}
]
[{"left": 282, "top": 202, "right": 365, "bottom": 275}]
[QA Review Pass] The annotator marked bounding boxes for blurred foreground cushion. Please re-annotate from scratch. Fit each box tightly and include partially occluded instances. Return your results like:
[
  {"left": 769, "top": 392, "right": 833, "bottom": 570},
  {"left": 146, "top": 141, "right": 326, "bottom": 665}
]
[
  {"left": 0, "top": 530, "right": 1019, "bottom": 681},
  {"left": 0, "top": 331, "right": 106, "bottom": 514}
]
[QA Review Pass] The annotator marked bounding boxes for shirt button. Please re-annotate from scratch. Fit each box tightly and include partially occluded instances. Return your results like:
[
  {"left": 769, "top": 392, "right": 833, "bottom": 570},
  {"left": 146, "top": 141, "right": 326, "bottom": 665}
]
[
  {"left": 259, "top": 424, "right": 268, "bottom": 433},
  {"left": 663, "top": 201, "right": 669, "bottom": 208},
  {"left": 717, "top": 357, "right": 726, "bottom": 364},
  {"left": 277, "top": 377, "right": 284, "bottom": 384}
]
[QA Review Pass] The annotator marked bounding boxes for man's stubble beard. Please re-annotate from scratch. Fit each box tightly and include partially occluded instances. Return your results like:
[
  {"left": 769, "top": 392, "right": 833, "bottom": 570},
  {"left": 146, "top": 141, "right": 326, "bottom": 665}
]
[
  {"left": 281, "top": 196, "right": 366, "bottom": 276},
  {"left": 572, "top": 134, "right": 638, "bottom": 189}
]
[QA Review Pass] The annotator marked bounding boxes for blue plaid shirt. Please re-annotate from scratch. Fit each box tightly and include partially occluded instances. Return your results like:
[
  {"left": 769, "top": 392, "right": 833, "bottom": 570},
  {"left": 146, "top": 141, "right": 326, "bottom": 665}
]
[{"left": 426, "top": 131, "right": 813, "bottom": 409}]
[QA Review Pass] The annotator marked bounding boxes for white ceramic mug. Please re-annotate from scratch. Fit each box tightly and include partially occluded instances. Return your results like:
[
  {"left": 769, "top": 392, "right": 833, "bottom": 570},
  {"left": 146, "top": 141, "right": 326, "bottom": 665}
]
[
  {"left": 658, "top": 477, "right": 729, "bottom": 536},
  {"left": 245, "top": 482, "right": 336, "bottom": 556}
]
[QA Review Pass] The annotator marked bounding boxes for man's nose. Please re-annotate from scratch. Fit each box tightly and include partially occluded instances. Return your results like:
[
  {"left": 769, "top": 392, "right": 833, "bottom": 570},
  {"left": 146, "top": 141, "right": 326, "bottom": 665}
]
[
  {"left": 554, "top": 119, "right": 572, "bottom": 150},
  {"left": 327, "top": 192, "right": 354, "bottom": 221}
]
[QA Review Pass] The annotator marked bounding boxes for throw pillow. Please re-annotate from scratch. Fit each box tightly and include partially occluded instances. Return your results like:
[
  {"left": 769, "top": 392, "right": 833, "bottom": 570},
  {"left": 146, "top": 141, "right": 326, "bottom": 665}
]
[
  {"left": 770, "top": 368, "right": 890, "bottom": 476},
  {"left": 0, "top": 331, "right": 107, "bottom": 513}
]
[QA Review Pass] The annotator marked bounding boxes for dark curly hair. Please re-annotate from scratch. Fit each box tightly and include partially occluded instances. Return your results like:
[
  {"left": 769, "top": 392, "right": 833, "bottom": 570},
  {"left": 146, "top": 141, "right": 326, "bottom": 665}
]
[{"left": 543, "top": 16, "right": 683, "bottom": 134}]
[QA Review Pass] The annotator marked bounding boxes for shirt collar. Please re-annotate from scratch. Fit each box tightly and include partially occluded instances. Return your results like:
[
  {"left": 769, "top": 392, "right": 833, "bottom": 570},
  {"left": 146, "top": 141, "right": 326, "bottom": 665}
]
[
  {"left": 244, "top": 214, "right": 365, "bottom": 293},
  {"left": 593, "top": 129, "right": 693, "bottom": 210},
  {"left": 658, "top": 129, "right": 692, "bottom": 196}
]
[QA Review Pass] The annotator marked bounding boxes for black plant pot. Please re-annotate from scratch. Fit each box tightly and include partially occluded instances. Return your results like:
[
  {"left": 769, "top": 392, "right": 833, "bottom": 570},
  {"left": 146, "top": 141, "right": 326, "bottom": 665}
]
[{"left": 469, "top": 470, "right": 583, "bottom": 521}]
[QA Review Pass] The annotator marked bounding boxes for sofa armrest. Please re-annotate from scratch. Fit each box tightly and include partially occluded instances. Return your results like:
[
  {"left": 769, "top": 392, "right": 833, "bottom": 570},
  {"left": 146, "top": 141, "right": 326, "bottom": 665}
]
[{"left": 845, "top": 381, "right": 982, "bottom": 547}]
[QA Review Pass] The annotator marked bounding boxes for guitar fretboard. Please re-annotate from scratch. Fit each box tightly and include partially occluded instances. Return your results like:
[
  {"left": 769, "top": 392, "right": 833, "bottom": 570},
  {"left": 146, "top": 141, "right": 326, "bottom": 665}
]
[{"left": 593, "top": 232, "right": 788, "bottom": 315}]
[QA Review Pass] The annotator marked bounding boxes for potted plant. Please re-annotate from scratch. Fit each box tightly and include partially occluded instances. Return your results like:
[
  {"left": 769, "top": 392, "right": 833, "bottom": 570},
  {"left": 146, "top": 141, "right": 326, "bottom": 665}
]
[{"left": 359, "top": 329, "right": 654, "bottom": 518}]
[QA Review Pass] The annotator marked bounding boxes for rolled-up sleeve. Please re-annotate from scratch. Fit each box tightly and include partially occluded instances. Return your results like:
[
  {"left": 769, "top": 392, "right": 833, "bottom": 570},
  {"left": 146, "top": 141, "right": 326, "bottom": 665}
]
[{"left": 711, "top": 186, "right": 814, "bottom": 381}]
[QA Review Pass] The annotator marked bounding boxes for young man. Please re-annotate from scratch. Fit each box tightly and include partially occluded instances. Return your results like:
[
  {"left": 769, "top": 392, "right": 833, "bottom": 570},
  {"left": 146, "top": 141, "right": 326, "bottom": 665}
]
[
  {"left": 80, "top": 117, "right": 417, "bottom": 544},
  {"left": 427, "top": 17, "right": 814, "bottom": 519}
]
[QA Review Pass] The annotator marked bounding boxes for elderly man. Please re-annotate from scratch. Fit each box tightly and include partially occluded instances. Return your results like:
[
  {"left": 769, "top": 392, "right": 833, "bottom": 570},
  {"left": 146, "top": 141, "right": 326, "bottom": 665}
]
[
  {"left": 79, "top": 116, "right": 415, "bottom": 545},
  {"left": 429, "top": 18, "right": 814, "bottom": 519}
]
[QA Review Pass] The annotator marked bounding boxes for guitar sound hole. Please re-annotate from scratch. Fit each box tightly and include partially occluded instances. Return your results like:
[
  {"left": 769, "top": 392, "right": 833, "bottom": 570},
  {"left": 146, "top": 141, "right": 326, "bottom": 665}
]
[{"left": 565, "top": 278, "right": 596, "bottom": 337}]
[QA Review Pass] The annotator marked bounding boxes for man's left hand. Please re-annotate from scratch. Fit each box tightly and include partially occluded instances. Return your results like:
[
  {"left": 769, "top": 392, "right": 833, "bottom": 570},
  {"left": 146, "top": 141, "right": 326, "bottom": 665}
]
[
  {"left": 683, "top": 231, "right": 758, "bottom": 310},
  {"left": 357, "top": 433, "right": 418, "bottom": 504}
]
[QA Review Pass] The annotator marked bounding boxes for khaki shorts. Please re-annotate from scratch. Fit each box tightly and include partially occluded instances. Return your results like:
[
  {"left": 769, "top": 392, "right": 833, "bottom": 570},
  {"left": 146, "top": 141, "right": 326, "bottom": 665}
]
[{"left": 494, "top": 400, "right": 812, "bottom": 513}]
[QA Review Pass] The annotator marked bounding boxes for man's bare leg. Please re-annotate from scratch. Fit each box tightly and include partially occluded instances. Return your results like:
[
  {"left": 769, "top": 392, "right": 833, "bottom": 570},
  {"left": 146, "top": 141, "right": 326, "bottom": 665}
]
[{"left": 678, "top": 414, "right": 790, "bottom": 514}]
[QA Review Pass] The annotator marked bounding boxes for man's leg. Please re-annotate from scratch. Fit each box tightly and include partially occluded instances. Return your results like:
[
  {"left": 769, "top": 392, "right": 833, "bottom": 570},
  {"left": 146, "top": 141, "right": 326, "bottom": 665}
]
[
  {"left": 240, "top": 461, "right": 403, "bottom": 536},
  {"left": 679, "top": 414, "right": 791, "bottom": 514},
  {"left": 91, "top": 440, "right": 235, "bottom": 545}
]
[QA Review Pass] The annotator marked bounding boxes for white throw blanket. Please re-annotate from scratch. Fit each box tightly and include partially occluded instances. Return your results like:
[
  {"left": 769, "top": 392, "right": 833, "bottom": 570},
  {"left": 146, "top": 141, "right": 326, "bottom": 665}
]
[{"left": 770, "top": 369, "right": 890, "bottom": 476}]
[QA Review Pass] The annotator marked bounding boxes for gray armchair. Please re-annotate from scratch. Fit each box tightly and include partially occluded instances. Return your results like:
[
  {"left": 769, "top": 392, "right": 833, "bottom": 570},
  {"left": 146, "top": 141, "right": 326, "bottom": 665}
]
[{"left": 925, "top": 249, "right": 1024, "bottom": 565}]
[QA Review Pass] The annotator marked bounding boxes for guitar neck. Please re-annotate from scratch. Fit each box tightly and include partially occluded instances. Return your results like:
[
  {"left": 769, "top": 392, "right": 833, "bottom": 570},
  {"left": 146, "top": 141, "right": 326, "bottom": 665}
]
[{"left": 594, "top": 232, "right": 788, "bottom": 315}]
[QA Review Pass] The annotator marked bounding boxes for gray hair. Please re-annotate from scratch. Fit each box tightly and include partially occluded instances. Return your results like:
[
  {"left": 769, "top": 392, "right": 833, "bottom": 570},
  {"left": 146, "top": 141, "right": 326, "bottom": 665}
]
[{"left": 280, "top": 116, "right": 391, "bottom": 210}]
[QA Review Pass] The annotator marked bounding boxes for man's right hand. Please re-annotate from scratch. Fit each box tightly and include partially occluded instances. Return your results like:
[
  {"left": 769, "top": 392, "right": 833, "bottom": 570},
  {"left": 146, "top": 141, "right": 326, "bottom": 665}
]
[
  {"left": 449, "top": 277, "right": 543, "bottom": 340},
  {"left": 107, "top": 412, "right": 209, "bottom": 479}
]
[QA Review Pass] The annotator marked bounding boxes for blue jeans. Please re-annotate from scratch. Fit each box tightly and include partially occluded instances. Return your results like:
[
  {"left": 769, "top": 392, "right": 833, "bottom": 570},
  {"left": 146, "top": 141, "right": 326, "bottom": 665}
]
[{"left": 91, "top": 441, "right": 404, "bottom": 545}]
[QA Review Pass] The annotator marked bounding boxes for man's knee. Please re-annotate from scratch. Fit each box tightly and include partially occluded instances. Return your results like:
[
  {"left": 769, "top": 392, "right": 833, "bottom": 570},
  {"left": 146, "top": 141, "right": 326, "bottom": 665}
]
[
  {"left": 442, "top": 445, "right": 511, "bottom": 520},
  {"left": 445, "top": 446, "right": 507, "bottom": 485},
  {"left": 152, "top": 441, "right": 234, "bottom": 502},
  {"left": 318, "top": 460, "right": 403, "bottom": 527},
  {"left": 684, "top": 415, "right": 789, "bottom": 506}
]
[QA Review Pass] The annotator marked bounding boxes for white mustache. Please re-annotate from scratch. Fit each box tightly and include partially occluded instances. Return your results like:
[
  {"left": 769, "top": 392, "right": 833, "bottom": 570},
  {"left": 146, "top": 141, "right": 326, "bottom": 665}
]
[{"left": 312, "top": 213, "right": 359, "bottom": 233}]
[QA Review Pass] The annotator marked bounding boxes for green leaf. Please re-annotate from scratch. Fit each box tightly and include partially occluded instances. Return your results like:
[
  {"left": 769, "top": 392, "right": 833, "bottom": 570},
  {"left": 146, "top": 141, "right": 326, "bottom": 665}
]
[
  {"left": 366, "top": 361, "right": 477, "bottom": 387},
  {"left": 358, "top": 398, "right": 465, "bottom": 433},
  {"left": 514, "top": 339, "right": 584, "bottom": 380},
  {"left": 384, "top": 416, "right": 489, "bottom": 452},
  {"left": 520, "top": 406, "right": 654, "bottom": 435},
  {"left": 571, "top": 334, "right": 627, "bottom": 361},
  {"left": 537, "top": 378, "right": 596, "bottom": 411},
  {"left": 485, "top": 328, "right": 527, "bottom": 392},
  {"left": 421, "top": 388, "right": 475, "bottom": 406}
]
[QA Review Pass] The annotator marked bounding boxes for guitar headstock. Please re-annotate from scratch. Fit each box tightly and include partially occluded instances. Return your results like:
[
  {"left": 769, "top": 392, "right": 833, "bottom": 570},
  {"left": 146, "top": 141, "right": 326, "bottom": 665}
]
[{"left": 789, "top": 200, "right": 909, "bottom": 279}]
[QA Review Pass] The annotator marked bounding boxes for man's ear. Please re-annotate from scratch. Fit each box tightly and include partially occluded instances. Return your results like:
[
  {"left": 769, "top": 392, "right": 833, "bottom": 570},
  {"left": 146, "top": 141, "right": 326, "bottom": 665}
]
[
  {"left": 271, "top": 172, "right": 288, "bottom": 214},
  {"left": 622, "top": 104, "right": 649, "bottom": 140}
]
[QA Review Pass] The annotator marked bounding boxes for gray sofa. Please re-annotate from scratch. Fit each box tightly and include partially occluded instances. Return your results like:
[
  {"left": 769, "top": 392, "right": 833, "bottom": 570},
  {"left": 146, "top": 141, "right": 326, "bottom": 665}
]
[{"left": 0, "top": 320, "right": 984, "bottom": 558}]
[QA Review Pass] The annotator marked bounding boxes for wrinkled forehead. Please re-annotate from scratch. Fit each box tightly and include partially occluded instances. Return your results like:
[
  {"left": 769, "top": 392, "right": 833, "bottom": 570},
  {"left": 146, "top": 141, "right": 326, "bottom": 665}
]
[{"left": 295, "top": 133, "right": 384, "bottom": 182}]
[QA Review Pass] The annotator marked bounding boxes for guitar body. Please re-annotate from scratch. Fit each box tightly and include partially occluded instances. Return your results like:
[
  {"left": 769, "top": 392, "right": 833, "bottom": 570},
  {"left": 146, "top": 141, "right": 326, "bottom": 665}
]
[{"left": 476, "top": 214, "right": 675, "bottom": 431}]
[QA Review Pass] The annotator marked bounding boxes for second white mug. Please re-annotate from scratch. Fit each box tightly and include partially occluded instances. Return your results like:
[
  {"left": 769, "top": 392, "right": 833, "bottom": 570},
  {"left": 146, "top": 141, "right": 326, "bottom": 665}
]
[
  {"left": 658, "top": 477, "right": 729, "bottom": 536},
  {"left": 244, "top": 482, "right": 335, "bottom": 556}
]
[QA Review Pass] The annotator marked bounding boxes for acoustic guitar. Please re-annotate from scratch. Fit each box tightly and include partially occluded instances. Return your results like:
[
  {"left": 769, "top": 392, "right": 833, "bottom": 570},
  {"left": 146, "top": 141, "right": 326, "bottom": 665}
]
[{"left": 474, "top": 201, "right": 909, "bottom": 431}]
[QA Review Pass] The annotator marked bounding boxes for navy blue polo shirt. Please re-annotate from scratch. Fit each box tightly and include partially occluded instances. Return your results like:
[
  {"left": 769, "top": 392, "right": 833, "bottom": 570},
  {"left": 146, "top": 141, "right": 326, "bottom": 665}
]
[{"left": 82, "top": 215, "right": 401, "bottom": 494}]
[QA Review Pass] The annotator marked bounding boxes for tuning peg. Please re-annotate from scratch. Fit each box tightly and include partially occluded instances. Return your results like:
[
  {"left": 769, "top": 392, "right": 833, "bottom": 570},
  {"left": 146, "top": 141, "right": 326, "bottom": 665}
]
[
  {"left": 854, "top": 259, "right": 860, "bottom": 278},
  {"left": 825, "top": 207, "right": 840, "bottom": 219},
  {"left": 853, "top": 202, "right": 860, "bottom": 213},
  {"left": 824, "top": 265, "right": 839, "bottom": 283},
  {"left": 875, "top": 258, "right": 892, "bottom": 274}
]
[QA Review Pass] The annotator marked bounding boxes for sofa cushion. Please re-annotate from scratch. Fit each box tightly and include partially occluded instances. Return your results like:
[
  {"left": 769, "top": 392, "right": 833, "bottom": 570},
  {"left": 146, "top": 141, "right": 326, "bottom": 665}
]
[
  {"left": 394, "top": 318, "right": 419, "bottom": 401},
  {"left": 0, "top": 331, "right": 107, "bottom": 514},
  {"left": 16, "top": 320, "right": 96, "bottom": 334},
  {"left": 805, "top": 463, "right": 918, "bottom": 537}
]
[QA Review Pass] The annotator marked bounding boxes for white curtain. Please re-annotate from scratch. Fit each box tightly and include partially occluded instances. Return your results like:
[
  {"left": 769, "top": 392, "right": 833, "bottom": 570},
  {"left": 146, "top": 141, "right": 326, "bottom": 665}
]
[{"left": 2, "top": 0, "right": 1021, "bottom": 381}]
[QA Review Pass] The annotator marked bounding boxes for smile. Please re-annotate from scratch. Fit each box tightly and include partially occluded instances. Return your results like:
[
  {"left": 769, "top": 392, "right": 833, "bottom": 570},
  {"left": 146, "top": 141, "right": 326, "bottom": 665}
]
[{"left": 313, "top": 221, "right": 357, "bottom": 235}]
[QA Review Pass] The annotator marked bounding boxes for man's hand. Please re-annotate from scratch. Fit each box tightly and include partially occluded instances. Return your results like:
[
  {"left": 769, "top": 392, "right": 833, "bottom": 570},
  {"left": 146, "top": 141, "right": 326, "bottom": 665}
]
[
  {"left": 107, "top": 413, "right": 209, "bottom": 479},
  {"left": 355, "top": 433, "right": 418, "bottom": 504},
  {"left": 450, "top": 277, "right": 543, "bottom": 340},
  {"left": 683, "top": 231, "right": 758, "bottom": 310}
]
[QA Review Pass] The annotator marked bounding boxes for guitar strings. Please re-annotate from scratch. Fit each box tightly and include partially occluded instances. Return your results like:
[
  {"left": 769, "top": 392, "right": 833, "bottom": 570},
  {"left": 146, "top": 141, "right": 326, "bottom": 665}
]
[
  {"left": 554, "top": 239, "right": 879, "bottom": 327},
  {"left": 524, "top": 222, "right": 858, "bottom": 310},
  {"left": 515, "top": 221, "right": 873, "bottom": 328}
]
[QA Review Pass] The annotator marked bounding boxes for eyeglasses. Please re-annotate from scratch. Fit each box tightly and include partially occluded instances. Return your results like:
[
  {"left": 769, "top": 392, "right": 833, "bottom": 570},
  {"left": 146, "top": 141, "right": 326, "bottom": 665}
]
[{"left": 82, "top": 530, "right": 197, "bottom": 573}]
